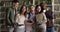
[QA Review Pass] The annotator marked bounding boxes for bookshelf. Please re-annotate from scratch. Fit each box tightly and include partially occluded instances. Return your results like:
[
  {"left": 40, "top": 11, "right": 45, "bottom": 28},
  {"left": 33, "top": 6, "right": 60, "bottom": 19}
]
[
  {"left": 0, "top": 1, "right": 10, "bottom": 32},
  {"left": 52, "top": 0, "right": 60, "bottom": 32},
  {"left": 52, "top": 0, "right": 60, "bottom": 22}
]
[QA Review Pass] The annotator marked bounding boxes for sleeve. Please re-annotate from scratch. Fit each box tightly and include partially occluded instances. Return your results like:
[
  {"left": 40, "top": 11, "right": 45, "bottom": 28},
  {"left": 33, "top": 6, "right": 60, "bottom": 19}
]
[
  {"left": 7, "top": 9, "right": 12, "bottom": 24},
  {"left": 43, "top": 13, "right": 47, "bottom": 23},
  {"left": 52, "top": 12, "right": 56, "bottom": 19},
  {"left": 16, "top": 14, "right": 20, "bottom": 23}
]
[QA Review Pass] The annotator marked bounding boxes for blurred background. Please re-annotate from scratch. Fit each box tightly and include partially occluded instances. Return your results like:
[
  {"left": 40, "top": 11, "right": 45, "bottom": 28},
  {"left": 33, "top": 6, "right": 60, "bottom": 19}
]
[{"left": 0, "top": 0, "right": 60, "bottom": 32}]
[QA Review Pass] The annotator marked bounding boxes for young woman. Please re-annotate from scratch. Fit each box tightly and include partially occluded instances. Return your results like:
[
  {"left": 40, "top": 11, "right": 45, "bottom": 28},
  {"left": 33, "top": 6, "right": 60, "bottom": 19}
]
[
  {"left": 35, "top": 5, "right": 47, "bottom": 32},
  {"left": 15, "top": 5, "right": 27, "bottom": 32},
  {"left": 40, "top": 2, "right": 55, "bottom": 32}
]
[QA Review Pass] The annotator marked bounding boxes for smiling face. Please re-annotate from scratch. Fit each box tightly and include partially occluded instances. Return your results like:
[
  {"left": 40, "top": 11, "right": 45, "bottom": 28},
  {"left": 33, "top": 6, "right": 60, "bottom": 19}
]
[
  {"left": 30, "top": 6, "right": 35, "bottom": 13},
  {"left": 22, "top": 6, "right": 26, "bottom": 13},
  {"left": 13, "top": 2, "right": 19, "bottom": 8},
  {"left": 36, "top": 6, "right": 41, "bottom": 12},
  {"left": 19, "top": 5, "right": 27, "bottom": 15}
]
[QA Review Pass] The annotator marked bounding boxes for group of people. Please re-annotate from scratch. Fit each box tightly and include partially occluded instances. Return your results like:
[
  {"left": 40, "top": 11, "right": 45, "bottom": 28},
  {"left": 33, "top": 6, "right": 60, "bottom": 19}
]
[{"left": 6, "top": 0, "right": 56, "bottom": 32}]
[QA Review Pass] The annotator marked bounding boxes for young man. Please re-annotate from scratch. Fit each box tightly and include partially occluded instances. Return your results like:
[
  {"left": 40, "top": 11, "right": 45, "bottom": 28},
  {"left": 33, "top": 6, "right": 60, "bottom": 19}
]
[{"left": 7, "top": 0, "right": 19, "bottom": 32}]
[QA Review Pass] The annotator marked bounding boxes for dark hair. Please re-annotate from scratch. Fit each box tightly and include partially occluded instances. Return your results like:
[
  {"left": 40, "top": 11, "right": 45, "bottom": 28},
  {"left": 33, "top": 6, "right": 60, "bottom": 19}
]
[
  {"left": 40, "top": 2, "right": 45, "bottom": 13},
  {"left": 40, "top": 2, "right": 46, "bottom": 7},
  {"left": 45, "top": 10, "right": 53, "bottom": 19},
  {"left": 19, "top": 5, "right": 27, "bottom": 16},
  {"left": 35, "top": 5, "right": 40, "bottom": 12},
  {"left": 12, "top": 0, "right": 19, "bottom": 3}
]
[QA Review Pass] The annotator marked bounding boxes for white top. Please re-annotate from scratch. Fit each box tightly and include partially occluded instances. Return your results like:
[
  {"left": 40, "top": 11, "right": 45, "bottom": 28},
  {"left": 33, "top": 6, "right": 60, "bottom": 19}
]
[
  {"left": 36, "top": 13, "right": 47, "bottom": 24},
  {"left": 16, "top": 14, "right": 25, "bottom": 25}
]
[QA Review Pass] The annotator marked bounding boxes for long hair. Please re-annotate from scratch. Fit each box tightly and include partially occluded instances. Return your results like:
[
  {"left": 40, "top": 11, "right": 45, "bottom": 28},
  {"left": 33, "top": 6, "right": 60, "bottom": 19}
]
[
  {"left": 35, "top": 5, "right": 40, "bottom": 13},
  {"left": 40, "top": 2, "right": 45, "bottom": 13},
  {"left": 19, "top": 5, "right": 27, "bottom": 16}
]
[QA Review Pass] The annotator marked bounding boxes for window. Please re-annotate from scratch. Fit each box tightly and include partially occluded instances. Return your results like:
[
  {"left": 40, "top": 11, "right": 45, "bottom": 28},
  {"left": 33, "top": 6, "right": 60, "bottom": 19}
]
[
  {"left": 53, "top": 0, "right": 60, "bottom": 24},
  {"left": 54, "top": 5, "right": 60, "bottom": 11},
  {"left": 54, "top": 0, "right": 60, "bottom": 4},
  {"left": 53, "top": 0, "right": 60, "bottom": 19}
]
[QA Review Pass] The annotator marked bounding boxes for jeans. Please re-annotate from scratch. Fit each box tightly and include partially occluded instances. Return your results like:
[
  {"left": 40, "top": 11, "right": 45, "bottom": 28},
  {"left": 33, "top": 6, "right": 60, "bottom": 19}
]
[{"left": 46, "top": 27, "right": 54, "bottom": 32}]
